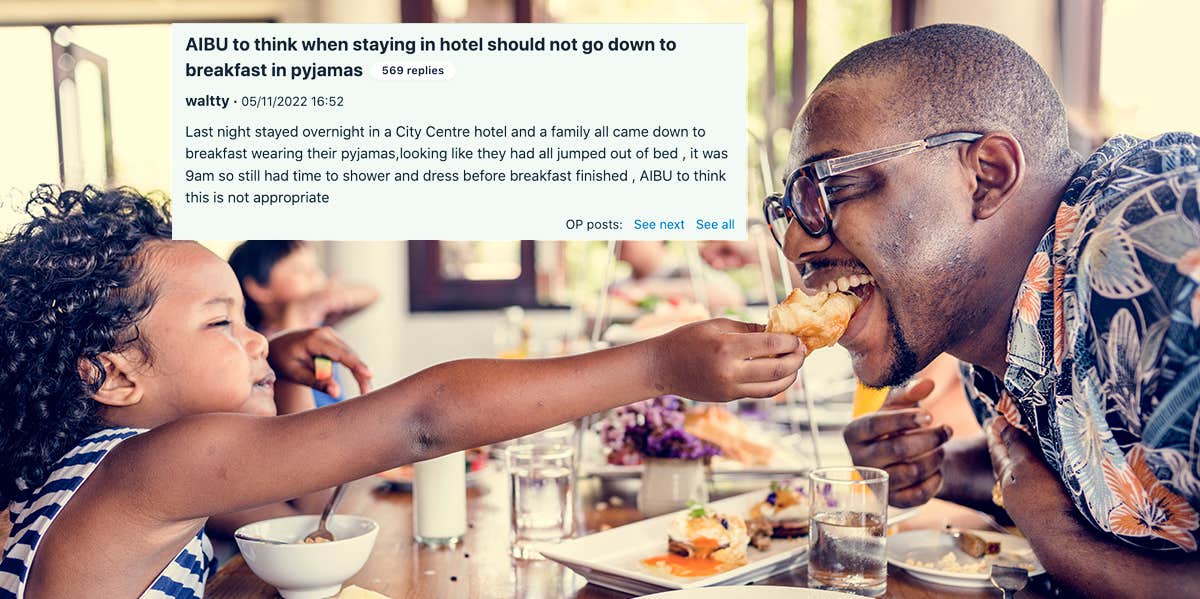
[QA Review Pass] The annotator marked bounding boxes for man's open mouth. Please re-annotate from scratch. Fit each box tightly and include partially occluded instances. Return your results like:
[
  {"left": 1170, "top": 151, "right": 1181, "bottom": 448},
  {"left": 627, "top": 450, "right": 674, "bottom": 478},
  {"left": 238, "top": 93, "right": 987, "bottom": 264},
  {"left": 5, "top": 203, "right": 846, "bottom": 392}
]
[{"left": 817, "top": 274, "right": 876, "bottom": 300}]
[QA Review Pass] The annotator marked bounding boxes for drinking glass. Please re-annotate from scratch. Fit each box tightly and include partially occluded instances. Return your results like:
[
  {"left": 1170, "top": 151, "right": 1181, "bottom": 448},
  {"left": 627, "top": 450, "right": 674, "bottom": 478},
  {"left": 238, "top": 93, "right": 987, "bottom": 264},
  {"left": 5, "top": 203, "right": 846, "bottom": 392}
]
[
  {"left": 808, "top": 466, "right": 889, "bottom": 596},
  {"left": 507, "top": 444, "right": 576, "bottom": 559}
]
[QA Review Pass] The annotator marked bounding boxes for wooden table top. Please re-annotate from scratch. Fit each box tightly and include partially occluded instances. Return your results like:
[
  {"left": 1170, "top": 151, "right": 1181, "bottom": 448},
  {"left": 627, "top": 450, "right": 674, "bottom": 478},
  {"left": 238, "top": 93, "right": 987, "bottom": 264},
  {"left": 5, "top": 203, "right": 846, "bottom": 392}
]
[{"left": 206, "top": 471, "right": 1052, "bottom": 598}]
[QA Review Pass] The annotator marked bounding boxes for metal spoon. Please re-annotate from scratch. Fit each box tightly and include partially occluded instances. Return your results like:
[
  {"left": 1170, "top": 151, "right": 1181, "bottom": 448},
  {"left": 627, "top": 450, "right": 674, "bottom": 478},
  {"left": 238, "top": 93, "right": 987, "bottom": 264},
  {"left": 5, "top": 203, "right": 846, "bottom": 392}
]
[
  {"left": 990, "top": 564, "right": 1029, "bottom": 599},
  {"left": 302, "top": 483, "right": 348, "bottom": 543},
  {"left": 233, "top": 532, "right": 289, "bottom": 545}
]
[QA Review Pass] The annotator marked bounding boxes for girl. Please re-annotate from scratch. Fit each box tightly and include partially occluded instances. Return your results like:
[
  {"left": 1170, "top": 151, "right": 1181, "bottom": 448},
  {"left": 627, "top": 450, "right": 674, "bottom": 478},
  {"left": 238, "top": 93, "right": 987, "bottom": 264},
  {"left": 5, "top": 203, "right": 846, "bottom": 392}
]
[{"left": 0, "top": 186, "right": 806, "bottom": 598}]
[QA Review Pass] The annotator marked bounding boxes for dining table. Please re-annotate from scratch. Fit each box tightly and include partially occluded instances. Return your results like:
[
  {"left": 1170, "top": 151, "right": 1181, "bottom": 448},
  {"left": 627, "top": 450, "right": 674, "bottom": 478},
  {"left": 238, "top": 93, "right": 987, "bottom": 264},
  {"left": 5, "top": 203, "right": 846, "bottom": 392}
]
[{"left": 206, "top": 467, "right": 1055, "bottom": 599}]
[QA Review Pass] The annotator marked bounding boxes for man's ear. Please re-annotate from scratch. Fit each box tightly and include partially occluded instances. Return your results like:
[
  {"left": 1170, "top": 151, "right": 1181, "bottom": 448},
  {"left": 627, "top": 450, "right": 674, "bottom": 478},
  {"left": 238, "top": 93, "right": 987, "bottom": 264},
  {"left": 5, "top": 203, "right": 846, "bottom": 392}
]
[
  {"left": 242, "top": 276, "right": 273, "bottom": 305},
  {"left": 965, "top": 132, "right": 1025, "bottom": 220},
  {"left": 88, "top": 353, "right": 144, "bottom": 408}
]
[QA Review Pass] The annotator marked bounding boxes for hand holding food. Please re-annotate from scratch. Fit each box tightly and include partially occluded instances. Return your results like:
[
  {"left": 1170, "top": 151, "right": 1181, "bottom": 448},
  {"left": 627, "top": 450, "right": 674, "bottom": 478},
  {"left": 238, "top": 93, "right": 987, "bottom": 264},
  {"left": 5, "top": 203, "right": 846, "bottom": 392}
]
[
  {"left": 766, "top": 289, "right": 861, "bottom": 350},
  {"left": 267, "top": 326, "right": 373, "bottom": 397},
  {"left": 651, "top": 319, "right": 806, "bottom": 402}
]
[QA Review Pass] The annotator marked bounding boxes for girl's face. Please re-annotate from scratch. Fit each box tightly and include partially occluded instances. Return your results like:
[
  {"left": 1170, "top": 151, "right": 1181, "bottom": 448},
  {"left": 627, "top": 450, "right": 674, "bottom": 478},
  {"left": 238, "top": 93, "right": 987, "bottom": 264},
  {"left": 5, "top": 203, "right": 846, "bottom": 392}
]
[
  {"left": 131, "top": 242, "right": 276, "bottom": 419},
  {"left": 264, "top": 244, "right": 327, "bottom": 303}
]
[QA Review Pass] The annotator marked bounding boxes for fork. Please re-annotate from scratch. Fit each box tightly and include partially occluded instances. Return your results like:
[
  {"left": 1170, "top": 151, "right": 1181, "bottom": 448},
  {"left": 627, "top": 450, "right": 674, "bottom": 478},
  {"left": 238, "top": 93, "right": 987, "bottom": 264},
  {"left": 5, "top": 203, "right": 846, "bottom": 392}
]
[{"left": 990, "top": 564, "right": 1029, "bottom": 598}]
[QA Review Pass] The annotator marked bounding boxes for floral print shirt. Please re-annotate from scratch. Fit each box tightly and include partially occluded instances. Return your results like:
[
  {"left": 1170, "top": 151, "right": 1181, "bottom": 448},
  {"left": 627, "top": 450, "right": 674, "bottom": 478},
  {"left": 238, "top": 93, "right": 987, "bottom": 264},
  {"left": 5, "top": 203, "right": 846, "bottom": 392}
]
[{"left": 962, "top": 133, "right": 1200, "bottom": 552}]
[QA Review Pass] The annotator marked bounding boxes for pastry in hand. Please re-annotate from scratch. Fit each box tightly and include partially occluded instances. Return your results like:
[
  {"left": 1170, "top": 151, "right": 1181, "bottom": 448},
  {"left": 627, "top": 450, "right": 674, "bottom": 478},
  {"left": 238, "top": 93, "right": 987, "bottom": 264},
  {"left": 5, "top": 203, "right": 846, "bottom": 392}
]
[{"left": 765, "top": 289, "right": 861, "bottom": 350}]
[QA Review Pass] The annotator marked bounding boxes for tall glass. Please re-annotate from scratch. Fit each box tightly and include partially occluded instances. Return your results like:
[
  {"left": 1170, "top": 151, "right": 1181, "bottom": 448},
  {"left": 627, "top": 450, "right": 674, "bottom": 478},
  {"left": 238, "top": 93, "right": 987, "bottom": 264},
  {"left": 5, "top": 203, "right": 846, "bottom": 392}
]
[
  {"left": 412, "top": 451, "right": 467, "bottom": 547},
  {"left": 808, "top": 466, "right": 889, "bottom": 597},
  {"left": 851, "top": 381, "right": 889, "bottom": 418},
  {"left": 507, "top": 444, "right": 575, "bottom": 559}
]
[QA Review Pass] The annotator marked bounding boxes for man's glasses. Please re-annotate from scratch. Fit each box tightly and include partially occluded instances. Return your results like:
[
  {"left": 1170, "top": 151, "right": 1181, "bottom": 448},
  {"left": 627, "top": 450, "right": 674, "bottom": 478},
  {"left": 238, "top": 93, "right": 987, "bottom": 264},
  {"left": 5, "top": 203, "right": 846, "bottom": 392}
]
[{"left": 763, "top": 131, "right": 983, "bottom": 243}]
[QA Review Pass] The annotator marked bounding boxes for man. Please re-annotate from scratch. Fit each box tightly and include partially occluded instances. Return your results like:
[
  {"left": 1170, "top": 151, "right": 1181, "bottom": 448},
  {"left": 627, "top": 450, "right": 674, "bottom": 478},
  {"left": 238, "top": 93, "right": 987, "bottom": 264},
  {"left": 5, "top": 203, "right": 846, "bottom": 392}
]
[{"left": 770, "top": 23, "right": 1199, "bottom": 596}]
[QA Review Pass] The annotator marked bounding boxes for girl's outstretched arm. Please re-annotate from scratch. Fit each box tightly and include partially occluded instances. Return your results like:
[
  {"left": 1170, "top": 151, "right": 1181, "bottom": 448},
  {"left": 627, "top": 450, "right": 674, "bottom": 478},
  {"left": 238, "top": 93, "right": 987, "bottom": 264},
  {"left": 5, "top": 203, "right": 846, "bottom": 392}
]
[{"left": 113, "top": 318, "right": 806, "bottom": 521}]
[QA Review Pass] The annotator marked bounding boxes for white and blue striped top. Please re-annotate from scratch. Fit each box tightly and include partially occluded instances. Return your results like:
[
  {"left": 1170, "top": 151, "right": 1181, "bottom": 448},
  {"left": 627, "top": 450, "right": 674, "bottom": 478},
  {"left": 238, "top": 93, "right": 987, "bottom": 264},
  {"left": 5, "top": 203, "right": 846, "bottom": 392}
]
[{"left": 1, "top": 427, "right": 215, "bottom": 598}]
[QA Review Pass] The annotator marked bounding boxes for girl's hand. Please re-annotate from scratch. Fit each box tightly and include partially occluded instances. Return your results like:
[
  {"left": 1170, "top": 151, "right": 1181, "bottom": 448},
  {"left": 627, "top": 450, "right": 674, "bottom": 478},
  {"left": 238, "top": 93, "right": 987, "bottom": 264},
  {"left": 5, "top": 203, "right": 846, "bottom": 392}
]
[
  {"left": 650, "top": 318, "right": 806, "bottom": 402},
  {"left": 267, "top": 326, "right": 373, "bottom": 397}
]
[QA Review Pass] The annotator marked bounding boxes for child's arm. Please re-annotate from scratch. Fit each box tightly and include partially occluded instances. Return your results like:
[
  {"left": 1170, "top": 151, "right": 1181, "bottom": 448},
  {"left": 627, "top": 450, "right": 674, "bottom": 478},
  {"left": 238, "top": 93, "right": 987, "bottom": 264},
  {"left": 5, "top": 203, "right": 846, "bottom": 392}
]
[
  {"left": 206, "top": 378, "right": 337, "bottom": 538},
  {"left": 109, "top": 318, "right": 805, "bottom": 521}
]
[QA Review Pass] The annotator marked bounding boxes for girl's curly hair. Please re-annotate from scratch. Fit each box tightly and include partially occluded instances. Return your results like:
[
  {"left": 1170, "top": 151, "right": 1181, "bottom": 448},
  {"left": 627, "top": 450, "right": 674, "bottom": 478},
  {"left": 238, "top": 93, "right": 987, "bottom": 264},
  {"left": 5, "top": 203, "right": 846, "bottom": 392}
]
[{"left": 0, "top": 185, "right": 171, "bottom": 503}]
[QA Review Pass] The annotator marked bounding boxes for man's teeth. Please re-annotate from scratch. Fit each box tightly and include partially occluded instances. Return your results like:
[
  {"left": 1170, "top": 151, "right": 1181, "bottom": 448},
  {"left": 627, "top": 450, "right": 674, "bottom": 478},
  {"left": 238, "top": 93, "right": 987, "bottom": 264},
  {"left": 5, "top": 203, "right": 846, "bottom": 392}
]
[{"left": 823, "top": 274, "right": 875, "bottom": 294}]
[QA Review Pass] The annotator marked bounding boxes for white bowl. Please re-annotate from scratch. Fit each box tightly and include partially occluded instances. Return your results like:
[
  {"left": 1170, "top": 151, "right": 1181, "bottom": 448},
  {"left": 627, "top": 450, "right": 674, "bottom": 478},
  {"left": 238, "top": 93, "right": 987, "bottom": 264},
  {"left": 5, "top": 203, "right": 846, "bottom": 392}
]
[{"left": 234, "top": 514, "right": 379, "bottom": 599}]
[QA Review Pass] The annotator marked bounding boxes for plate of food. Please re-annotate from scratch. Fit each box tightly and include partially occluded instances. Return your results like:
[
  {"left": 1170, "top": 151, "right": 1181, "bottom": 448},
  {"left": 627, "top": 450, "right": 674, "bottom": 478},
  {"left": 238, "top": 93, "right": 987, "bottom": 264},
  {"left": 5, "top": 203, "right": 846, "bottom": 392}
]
[
  {"left": 888, "top": 529, "right": 1044, "bottom": 588},
  {"left": 376, "top": 447, "right": 491, "bottom": 491},
  {"left": 539, "top": 488, "right": 813, "bottom": 595}
]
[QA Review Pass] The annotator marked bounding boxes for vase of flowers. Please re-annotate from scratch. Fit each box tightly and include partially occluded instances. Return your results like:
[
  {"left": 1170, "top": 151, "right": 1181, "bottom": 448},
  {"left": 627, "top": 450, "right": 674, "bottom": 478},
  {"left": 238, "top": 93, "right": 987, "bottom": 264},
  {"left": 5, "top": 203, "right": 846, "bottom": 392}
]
[{"left": 598, "top": 396, "right": 720, "bottom": 516}]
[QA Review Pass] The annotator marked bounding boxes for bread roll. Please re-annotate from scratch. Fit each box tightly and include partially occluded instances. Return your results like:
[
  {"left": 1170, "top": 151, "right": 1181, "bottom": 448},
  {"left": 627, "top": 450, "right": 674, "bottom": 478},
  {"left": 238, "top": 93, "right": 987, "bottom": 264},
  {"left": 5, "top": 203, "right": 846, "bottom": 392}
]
[{"left": 765, "top": 289, "right": 861, "bottom": 350}]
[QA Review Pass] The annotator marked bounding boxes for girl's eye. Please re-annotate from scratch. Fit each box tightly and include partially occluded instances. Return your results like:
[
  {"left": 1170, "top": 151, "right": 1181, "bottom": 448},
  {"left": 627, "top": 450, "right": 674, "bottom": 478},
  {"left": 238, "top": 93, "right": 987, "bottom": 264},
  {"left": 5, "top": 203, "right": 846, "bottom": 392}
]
[{"left": 208, "top": 319, "right": 232, "bottom": 328}]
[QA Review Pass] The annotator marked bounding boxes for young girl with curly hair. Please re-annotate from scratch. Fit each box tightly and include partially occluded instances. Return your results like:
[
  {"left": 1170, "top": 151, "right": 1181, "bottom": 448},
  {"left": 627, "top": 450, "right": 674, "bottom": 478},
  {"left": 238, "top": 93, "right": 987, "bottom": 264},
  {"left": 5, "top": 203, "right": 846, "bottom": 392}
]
[{"left": 0, "top": 186, "right": 806, "bottom": 598}]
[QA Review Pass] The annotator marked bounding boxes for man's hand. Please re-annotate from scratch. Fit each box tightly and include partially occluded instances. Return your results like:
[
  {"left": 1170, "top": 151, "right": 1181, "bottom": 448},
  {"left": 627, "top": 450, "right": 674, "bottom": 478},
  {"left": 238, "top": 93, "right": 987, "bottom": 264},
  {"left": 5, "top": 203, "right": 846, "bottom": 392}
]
[
  {"left": 268, "top": 326, "right": 373, "bottom": 397},
  {"left": 985, "top": 416, "right": 1073, "bottom": 520},
  {"left": 649, "top": 318, "right": 806, "bottom": 402},
  {"left": 843, "top": 379, "right": 952, "bottom": 507},
  {"left": 984, "top": 416, "right": 1200, "bottom": 597}
]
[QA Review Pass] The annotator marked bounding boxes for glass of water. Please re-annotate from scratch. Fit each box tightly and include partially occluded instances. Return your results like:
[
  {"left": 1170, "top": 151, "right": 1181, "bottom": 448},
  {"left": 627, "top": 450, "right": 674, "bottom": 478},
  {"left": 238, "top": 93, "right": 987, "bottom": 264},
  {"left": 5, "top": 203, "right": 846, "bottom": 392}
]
[
  {"left": 808, "top": 466, "right": 889, "bottom": 597},
  {"left": 506, "top": 443, "right": 575, "bottom": 559}
]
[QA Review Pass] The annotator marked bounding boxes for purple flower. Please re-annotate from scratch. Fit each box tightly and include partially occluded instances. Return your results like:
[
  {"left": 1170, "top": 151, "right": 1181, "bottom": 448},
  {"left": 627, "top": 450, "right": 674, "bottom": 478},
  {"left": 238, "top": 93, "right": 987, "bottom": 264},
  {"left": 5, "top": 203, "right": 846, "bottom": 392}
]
[{"left": 599, "top": 396, "right": 721, "bottom": 462}]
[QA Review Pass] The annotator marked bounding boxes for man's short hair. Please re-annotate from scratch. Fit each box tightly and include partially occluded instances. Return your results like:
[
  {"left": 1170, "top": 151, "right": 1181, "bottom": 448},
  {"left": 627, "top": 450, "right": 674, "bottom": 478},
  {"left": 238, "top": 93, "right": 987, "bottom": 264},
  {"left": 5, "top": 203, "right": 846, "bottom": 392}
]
[{"left": 807, "top": 23, "right": 1077, "bottom": 173}]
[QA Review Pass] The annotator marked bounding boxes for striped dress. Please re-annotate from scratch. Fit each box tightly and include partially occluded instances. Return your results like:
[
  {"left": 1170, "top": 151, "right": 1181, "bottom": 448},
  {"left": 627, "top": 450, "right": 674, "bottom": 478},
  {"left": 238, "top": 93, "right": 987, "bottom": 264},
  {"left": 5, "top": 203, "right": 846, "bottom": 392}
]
[{"left": 1, "top": 428, "right": 215, "bottom": 598}]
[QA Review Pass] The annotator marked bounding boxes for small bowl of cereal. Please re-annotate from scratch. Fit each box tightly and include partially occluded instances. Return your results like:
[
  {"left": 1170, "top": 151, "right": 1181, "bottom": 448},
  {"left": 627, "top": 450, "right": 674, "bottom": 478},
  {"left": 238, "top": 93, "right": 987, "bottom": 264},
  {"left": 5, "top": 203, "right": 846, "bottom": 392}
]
[{"left": 234, "top": 514, "right": 378, "bottom": 599}]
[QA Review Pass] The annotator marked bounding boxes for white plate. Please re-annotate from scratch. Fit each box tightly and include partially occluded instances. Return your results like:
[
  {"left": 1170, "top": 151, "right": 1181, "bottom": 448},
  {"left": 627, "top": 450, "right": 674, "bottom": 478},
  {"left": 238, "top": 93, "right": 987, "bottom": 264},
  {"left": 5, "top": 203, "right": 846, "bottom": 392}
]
[
  {"left": 887, "top": 529, "right": 1044, "bottom": 588},
  {"left": 540, "top": 490, "right": 916, "bottom": 596},
  {"left": 539, "top": 491, "right": 811, "bottom": 595},
  {"left": 887, "top": 506, "right": 919, "bottom": 526},
  {"left": 642, "top": 587, "right": 860, "bottom": 598}
]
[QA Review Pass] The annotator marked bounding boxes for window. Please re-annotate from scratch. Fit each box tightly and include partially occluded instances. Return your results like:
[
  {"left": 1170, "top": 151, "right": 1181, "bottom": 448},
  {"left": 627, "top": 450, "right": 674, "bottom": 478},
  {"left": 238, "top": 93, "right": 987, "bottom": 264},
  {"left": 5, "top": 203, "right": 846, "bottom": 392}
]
[
  {"left": 1099, "top": 0, "right": 1200, "bottom": 138},
  {"left": 0, "top": 24, "right": 171, "bottom": 210}
]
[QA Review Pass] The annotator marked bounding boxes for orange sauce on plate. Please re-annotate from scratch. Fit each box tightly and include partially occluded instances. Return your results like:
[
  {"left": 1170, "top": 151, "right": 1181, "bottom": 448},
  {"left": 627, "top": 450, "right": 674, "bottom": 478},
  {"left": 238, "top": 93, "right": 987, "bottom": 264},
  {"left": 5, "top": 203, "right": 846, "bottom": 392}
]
[{"left": 641, "top": 553, "right": 731, "bottom": 578}]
